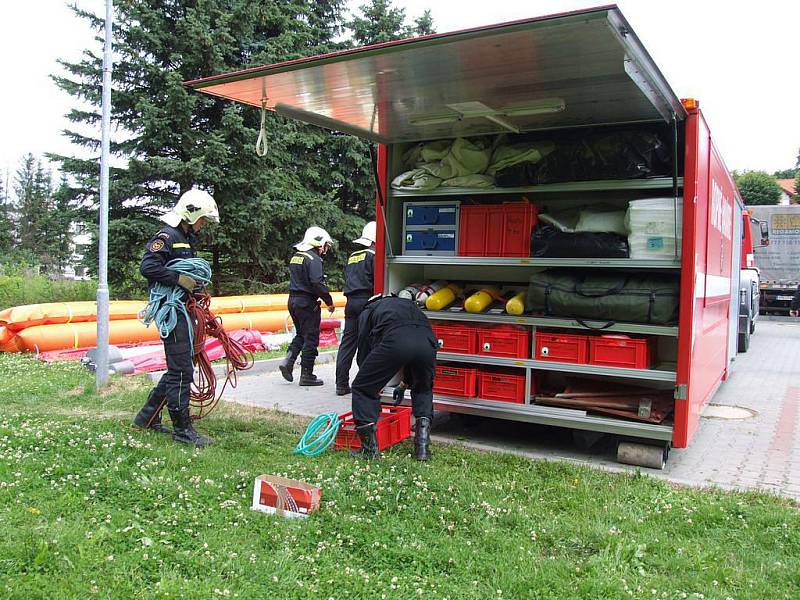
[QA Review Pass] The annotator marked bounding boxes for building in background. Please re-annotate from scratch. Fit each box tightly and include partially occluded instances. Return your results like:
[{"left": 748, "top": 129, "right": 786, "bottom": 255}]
[
  {"left": 776, "top": 179, "right": 798, "bottom": 205},
  {"left": 63, "top": 221, "right": 91, "bottom": 280}
]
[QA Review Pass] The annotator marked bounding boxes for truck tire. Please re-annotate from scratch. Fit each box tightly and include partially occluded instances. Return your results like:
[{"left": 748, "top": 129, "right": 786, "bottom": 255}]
[{"left": 738, "top": 327, "right": 750, "bottom": 353}]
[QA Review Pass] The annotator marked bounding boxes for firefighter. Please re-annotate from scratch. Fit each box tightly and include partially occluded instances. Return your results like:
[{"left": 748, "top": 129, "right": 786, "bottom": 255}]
[
  {"left": 351, "top": 295, "right": 437, "bottom": 461},
  {"left": 279, "top": 226, "right": 336, "bottom": 386},
  {"left": 335, "top": 221, "right": 377, "bottom": 396},
  {"left": 132, "top": 189, "right": 219, "bottom": 447}
]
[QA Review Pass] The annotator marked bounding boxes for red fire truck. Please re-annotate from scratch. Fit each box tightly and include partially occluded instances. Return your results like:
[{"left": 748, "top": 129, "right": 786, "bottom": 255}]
[{"left": 188, "top": 5, "right": 759, "bottom": 468}]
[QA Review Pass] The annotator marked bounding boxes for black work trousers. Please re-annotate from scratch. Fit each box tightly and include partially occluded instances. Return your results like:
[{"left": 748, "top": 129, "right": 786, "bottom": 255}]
[
  {"left": 335, "top": 295, "right": 370, "bottom": 388},
  {"left": 352, "top": 326, "right": 436, "bottom": 425},
  {"left": 149, "top": 313, "right": 194, "bottom": 412},
  {"left": 288, "top": 294, "right": 321, "bottom": 368}
]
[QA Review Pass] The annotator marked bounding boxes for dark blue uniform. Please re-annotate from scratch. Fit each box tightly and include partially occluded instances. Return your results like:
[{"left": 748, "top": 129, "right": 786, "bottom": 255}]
[
  {"left": 288, "top": 250, "right": 334, "bottom": 370},
  {"left": 335, "top": 248, "right": 375, "bottom": 391},
  {"left": 352, "top": 296, "right": 437, "bottom": 426},
  {"left": 138, "top": 226, "right": 197, "bottom": 418}
]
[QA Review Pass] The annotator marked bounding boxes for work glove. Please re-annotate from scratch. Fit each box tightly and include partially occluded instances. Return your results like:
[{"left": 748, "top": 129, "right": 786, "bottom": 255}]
[
  {"left": 392, "top": 382, "right": 408, "bottom": 406},
  {"left": 177, "top": 274, "right": 197, "bottom": 292},
  {"left": 791, "top": 310, "right": 799, "bottom": 317}
]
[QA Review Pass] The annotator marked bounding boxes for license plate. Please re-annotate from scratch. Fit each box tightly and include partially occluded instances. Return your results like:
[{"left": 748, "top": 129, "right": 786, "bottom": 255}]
[{"left": 776, "top": 296, "right": 794, "bottom": 301}]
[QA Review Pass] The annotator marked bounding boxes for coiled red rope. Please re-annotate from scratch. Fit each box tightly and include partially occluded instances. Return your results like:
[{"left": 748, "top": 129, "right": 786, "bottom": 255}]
[{"left": 186, "top": 291, "right": 254, "bottom": 420}]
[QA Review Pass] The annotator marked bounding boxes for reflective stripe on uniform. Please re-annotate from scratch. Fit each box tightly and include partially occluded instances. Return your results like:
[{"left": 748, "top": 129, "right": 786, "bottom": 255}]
[{"left": 172, "top": 242, "right": 191, "bottom": 248}]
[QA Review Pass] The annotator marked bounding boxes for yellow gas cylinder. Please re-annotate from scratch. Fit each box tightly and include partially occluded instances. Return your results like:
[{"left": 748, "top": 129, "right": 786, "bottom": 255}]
[
  {"left": 425, "top": 283, "right": 463, "bottom": 311},
  {"left": 464, "top": 286, "right": 501, "bottom": 313},
  {"left": 505, "top": 292, "right": 526, "bottom": 316}
]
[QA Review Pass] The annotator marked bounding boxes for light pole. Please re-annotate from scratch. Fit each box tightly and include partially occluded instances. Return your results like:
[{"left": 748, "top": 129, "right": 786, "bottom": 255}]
[{"left": 96, "top": 0, "right": 113, "bottom": 389}]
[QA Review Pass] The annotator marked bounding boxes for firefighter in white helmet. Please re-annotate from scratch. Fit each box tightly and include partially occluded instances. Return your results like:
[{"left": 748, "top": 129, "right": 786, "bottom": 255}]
[
  {"left": 335, "top": 221, "right": 376, "bottom": 395},
  {"left": 133, "top": 188, "right": 219, "bottom": 447},
  {"left": 279, "top": 226, "right": 336, "bottom": 386}
]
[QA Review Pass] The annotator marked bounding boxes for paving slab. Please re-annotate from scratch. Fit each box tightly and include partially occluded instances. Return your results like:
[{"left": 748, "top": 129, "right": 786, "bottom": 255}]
[{"left": 219, "top": 320, "right": 800, "bottom": 501}]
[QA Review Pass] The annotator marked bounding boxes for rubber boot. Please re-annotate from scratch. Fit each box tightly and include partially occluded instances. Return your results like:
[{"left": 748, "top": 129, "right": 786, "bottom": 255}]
[
  {"left": 336, "top": 385, "right": 351, "bottom": 396},
  {"left": 414, "top": 417, "right": 432, "bottom": 462},
  {"left": 299, "top": 365, "right": 324, "bottom": 387},
  {"left": 352, "top": 423, "right": 379, "bottom": 459},
  {"left": 169, "top": 408, "right": 213, "bottom": 447},
  {"left": 133, "top": 390, "right": 171, "bottom": 434},
  {"left": 278, "top": 351, "right": 298, "bottom": 382}
]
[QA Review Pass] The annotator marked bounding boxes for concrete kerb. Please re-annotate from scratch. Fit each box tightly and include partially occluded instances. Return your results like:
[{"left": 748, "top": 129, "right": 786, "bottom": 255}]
[{"left": 147, "top": 349, "right": 339, "bottom": 382}]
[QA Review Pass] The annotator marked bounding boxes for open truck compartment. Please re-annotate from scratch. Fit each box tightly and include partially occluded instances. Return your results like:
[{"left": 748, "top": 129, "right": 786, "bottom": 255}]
[{"left": 188, "top": 5, "right": 743, "bottom": 466}]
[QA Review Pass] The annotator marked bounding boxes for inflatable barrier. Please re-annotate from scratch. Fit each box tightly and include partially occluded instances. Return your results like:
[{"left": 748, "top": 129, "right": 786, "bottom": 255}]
[
  {"left": 0, "top": 293, "right": 346, "bottom": 332},
  {"left": 2, "top": 307, "right": 345, "bottom": 353}
]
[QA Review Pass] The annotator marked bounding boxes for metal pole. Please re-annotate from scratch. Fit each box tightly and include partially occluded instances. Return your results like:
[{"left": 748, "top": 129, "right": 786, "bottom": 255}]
[{"left": 96, "top": 0, "right": 113, "bottom": 389}]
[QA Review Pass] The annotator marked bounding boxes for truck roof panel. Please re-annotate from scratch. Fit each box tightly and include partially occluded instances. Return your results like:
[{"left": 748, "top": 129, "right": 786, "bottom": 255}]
[{"left": 186, "top": 5, "right": 685, "bottom": 143}]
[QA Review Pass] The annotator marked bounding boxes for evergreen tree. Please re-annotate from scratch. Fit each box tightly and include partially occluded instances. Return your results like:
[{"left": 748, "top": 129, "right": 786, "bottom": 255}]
[
  {"left": 13, "top": 155, "right": 54, "bottom": 260},
  {"left": 53, "top": 0, "right": 433, "bottom": 295},
  {"left": 348, "top": 0, "right": 435, "bottom": 45},
  {"left": 0, "top": 176, "right": 13, "bottom": 252}
]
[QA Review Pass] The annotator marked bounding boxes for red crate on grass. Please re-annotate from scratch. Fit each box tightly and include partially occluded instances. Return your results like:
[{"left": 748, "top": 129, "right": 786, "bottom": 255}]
[
  {"left": 433, "top": 365, "right": 478, "bottom": 397},
  {"left": 501, "top": 201, "right": 538, "bottom": 257},
  {"left": 535, "top": 331, "right": 589, "bottom": 363},
  {"left": 477, "top": 324, "right": 530, "bottom": 359},
  {"left": 333, "top": 405, "right": 412, "bottom": 451},
  {"left": 589, "top": 335, "right": 655, "bottom": 369},
  {"left": 478, "top": 368, "right": 527, "bottom": 404},
  {"left": 431, "top": 322, "right": 478, "bottom": 354},
  {"left": 458, "top": 205, "right": 504, "bottom": 256}
]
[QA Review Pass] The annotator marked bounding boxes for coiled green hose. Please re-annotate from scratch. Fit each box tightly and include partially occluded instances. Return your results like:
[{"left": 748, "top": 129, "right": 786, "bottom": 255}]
[{"left": 293, "top": 412, "right": 343, "bottom": 457}]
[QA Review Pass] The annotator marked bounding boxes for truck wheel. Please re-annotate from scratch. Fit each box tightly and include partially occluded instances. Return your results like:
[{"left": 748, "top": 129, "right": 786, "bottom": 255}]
[{"left": 738, "top": 327, "right": 750, "bottom": 353}]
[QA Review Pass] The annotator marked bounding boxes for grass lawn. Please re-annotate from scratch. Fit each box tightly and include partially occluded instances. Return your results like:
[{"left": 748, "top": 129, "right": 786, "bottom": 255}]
[{"left": 0, "top": 354, "right": 798, "bottom": 599}]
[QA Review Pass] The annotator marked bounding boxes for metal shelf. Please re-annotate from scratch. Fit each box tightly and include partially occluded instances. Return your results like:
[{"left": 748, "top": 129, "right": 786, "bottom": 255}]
[
  {"left": 437, "top": 352, "right": 677, "bottom": 382},
  {"left": 422, "top": 310, "right": 679, "bottom": 337},
  {"left": 382, "top": 390, "right": 673, "bottom": 441},
  {"left": 387, "top": 255, "right": 681, "bottom": 269},
  {"left": 389, "top": 177, "right": 684, "bottom": 197}
]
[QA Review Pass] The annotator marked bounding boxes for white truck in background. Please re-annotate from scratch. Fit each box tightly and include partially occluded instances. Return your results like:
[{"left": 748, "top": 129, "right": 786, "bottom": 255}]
[{"left": 748, "top": 205, "right": 799, "bottom": 315}]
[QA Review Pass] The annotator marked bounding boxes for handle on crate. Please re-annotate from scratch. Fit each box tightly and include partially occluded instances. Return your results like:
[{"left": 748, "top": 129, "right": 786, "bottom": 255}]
[
  {"left": 575, "top": 318, "right": 616, "bottom": 330},
  {"left": 421, "top": 237, "right": 438, "bottom": 250},
  {"left": 441, "top": 368, "right": 458, "bottom": 375}
]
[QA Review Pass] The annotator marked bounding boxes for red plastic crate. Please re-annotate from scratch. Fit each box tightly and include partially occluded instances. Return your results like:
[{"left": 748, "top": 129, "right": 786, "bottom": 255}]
[
  {"left": 433, "top": 365, "right": 478, "bottom": 397},
  {"left": 589, "top": 335, "right": 655, "bottom": 369},
  {"left": 334, "top": 405, "right": 412, "bottom": 451},
  {"left": 535, "top": 331, "right": 589, "bottom": 363},
  {"left": 477, "top": 324, "right": 531, "bottom": 359},
  {"left": 501, "top": 201, "right": 538, "bottom": 257},
  {"left": 431, "top": 322, "right": 478, "bottom": 354},
  {"left": 458, "top": 205, "right": 504, "bottom": 256},
  {"left": 478, "top": 368, "right": 526, "bottom": 403}
]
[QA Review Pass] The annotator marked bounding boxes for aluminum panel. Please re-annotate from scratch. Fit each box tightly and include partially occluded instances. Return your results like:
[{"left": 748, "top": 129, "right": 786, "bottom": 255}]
[{"left": 188, "top": 7, "right": 685, "bottom": 143}]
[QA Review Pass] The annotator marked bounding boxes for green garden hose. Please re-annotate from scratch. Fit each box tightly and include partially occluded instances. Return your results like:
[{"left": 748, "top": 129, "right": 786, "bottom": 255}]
[{"left": 294, "top": 412, "right": 342, "bottom": 457}]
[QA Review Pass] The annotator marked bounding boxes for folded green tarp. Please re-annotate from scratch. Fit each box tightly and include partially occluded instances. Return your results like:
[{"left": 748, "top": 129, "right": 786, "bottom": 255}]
[{"left": 526, "top": 270, "right": 680, "bottom": 325}]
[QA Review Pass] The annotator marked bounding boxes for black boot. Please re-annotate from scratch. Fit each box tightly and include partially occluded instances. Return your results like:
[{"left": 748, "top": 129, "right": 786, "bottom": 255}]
[
  {"left": 299, "top": 366, "right": 324, "bottom": 386},
  {"left": 278, "top": 351, "right": 298, "bottom": 382},
  {"left": 352, "top": 423, "right": 379, "bottom": 459},
  {"left": 133, "top": 390, "right": 171, "bottom": 434},
  {"left": 169, "top": 408, "right": 213, "bottom": 447},
  {"left": 414, "top": 417, "right": 432, "bottom": 461},
  {"left": 336, "top": 385, "right": 351, "bottom": 396}
]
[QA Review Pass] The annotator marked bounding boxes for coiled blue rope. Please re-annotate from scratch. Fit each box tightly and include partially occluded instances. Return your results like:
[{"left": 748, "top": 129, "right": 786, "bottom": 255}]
[
  {"left": 140, "top": 258, "right": 212, "bottom": 347},
  {"left": 294, "top": 412, "right": 343, "bottom": 457}
]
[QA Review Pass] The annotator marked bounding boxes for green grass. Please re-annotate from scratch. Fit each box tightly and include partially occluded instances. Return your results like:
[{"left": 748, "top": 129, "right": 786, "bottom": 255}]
[{"left": 0, "top": 354, "right": 798, "bottom": 599}]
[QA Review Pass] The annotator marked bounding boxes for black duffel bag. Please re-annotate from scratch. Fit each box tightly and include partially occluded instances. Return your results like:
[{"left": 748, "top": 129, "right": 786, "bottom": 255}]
[
  {"left": 531, "top": 225, "right": 629, "bottom": 258},
  {"left": 525, "top": 270, "right": 680, "bottom": 325}
]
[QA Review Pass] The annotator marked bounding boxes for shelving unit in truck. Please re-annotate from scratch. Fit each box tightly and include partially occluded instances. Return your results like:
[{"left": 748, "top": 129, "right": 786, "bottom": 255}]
[{"left": 187, "top": 5, "right": 752, "bottom": 469}]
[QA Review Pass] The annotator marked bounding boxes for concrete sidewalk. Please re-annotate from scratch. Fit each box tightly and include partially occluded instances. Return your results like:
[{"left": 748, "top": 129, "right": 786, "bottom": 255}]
[{"left": 219, "top": 320, "right": 800, "bottom": 501}]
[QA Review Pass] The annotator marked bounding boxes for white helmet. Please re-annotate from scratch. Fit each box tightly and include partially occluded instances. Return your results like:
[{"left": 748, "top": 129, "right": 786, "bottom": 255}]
[
  {"left": 161, "top": 189, "right": 220, "bottom": 227},
  {"left": 353, "top": 221, "right": 376, "bottom": 247},
  {"left": 295, "top": 226, "right": 333, "bottom": 251}
]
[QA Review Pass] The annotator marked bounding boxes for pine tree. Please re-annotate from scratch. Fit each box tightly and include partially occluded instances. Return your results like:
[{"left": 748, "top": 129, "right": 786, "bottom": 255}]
[
  {"left": 0, "top": 176, "right": 13, "bottom": 253},
  {"left": 13, "top": 155, "right": 54, "bottom": 260},
  {"left": 53, "top": 0, "right": 434, "bottom": 295}
]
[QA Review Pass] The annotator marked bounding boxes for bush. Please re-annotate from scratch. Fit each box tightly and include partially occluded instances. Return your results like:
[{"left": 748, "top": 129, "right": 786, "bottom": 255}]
[{"left": 0, "top": 272, "right": 98, "bottom": 310}]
